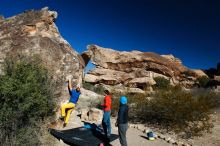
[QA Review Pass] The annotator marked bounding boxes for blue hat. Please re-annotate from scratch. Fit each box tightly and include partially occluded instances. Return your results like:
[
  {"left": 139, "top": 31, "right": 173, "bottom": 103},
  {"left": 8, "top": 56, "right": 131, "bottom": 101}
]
[{"left": 120, "top": 96, "right": 127, "bottom": 104}]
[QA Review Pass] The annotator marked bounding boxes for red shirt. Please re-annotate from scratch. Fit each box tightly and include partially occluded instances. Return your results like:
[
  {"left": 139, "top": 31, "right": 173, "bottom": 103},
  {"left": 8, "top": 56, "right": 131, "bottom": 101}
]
[{"left": 102, "top": 95, "right": 111, "bottom": 111}]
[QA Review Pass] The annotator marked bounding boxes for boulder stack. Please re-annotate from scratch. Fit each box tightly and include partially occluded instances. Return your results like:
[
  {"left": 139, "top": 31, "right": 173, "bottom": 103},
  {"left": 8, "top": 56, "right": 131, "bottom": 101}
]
[{"left": 82, "top": 45, "right": 205, "bottom": 92}]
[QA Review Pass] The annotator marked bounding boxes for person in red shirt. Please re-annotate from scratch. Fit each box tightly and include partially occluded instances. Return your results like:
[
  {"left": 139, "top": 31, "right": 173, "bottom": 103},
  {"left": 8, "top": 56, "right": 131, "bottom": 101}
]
[{"left": 101, "top": 90, "right": 112, "bottom": 138}]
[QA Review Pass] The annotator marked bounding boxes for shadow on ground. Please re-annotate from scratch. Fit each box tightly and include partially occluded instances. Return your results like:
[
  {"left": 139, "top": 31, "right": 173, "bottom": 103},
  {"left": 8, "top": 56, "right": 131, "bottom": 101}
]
[
  {"left": 49, "top": 122, "right": 118, "bottom": 146},
  {"left": 140, "top": 135, "right": 150, "bottom": 140}
]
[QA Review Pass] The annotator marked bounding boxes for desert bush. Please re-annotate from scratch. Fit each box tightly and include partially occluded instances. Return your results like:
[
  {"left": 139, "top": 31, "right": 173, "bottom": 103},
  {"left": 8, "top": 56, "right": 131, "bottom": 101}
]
[
  {"left": 217, "top": 62, "right": 220, "bottom": 75},
  {"left": 94, "top": 85, "right": 106, "bottom": 95},
  {"left": 83, "top": 82, "right": 94, "bottom": 90},
  {"left": 197, "top": 76, "right": 210, "bottom": 87},
  {"left": 182, "top": 70, "right": 196, "bottom": 77},
  {"left": 0, "top": 55, "right": 58, "bottom": 145},
  {"left": 111, "top": 85, "right": 219, "bottom": 138},
  {"left": 82, "top": 82, "right": 105, "bottom": 95},
  {"left": 0, "top": 15, "right": 4, "bottom": 20},
  {"left": 149, "top": 86, "right": 219, "bottom": 137},
  {"left": 111, "top": 91, "right": 148, "bottom": 120},
  {"left": 153, "top": 76, "right": 170, "bottom": 89}
]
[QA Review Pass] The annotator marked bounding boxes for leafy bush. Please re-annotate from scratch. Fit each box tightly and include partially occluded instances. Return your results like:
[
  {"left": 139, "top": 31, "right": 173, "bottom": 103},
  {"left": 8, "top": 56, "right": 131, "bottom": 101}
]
[
  {"left": 197, "top": 76, "right": 210, "bottom": 87},
  {"left": 153, "top": 76, "right": 170, "bottom": 89},
  {"left": 0, "top": 55, "right": 58, "bottom": 145}
]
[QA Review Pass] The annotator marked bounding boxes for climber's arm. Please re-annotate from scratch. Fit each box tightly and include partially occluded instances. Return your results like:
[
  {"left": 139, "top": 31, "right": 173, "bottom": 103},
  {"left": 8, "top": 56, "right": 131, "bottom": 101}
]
[{"left": 68, "top": 79, "right": 73, "bottom": 92}]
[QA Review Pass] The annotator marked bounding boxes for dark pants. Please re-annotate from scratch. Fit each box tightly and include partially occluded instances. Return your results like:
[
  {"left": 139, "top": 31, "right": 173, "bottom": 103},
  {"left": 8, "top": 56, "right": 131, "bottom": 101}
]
[
  {"left": 102, "top": 111, "right": 111, "bottom": 137},
  {"left": 118, "top": 123, "right": 128, "bottom": 146}
]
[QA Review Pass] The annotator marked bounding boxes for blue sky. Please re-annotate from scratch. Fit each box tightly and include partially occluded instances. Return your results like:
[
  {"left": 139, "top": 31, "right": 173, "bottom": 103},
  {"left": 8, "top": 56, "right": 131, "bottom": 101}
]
[{"left": 0, "top": 0, "right": 220, "bottom": 70}]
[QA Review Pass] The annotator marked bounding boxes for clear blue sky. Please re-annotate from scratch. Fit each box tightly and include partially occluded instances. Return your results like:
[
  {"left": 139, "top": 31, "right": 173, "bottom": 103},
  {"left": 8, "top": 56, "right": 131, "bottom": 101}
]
[{"left": 0, "top": 0, "right": 219, "bottom": 70}]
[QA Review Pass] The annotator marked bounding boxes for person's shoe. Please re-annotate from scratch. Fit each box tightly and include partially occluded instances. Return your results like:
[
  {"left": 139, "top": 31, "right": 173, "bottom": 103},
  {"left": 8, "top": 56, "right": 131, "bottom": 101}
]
[
  {"left": 63, "top": 123, "right": 67, "bottom": 128},
  {"left": 106, "top": 137, "right": 110, "bottom": 143},
  {"left": 59, "top": 116, "right": 64, "bottom": 121}
]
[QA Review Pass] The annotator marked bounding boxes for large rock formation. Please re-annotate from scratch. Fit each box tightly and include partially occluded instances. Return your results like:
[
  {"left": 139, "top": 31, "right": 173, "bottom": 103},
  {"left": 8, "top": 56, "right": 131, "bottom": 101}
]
[
  {"left": 0, "top": 7, "right": 85, "bottom": 101},
  {"left": 82, "top": 45, "right": 205, "bottom": 92},
  {"left": 192, "top": 69, "right": 208, "bottom": 77}
]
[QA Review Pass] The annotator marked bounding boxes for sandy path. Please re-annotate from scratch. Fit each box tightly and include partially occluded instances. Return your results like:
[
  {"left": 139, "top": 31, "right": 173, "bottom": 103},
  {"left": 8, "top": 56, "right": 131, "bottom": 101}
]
[
  {"left": 110, "top": 126, "right": 171, "bottom": 146},
  {"left": 188, "top": 109, "right": 220, "bottom": 146},
  {"left": 55, "top": 111, "right": 171, "bottom": 146},
  {"left": 53, "top": 109, "right": 220, "bottom": 146}
]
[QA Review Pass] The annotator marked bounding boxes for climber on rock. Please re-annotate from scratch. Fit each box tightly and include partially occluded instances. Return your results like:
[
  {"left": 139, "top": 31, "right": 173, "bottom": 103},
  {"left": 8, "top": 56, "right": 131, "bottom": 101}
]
[{"left": 59, "top": 78, "right": 81, "bottom": 127}]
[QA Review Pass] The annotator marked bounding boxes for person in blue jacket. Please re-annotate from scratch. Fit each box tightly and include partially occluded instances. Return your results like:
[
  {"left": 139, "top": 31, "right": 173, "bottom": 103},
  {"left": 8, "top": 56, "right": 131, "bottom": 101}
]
[{"left": 115, "top": 96, "right": 128, "bottom": 146}]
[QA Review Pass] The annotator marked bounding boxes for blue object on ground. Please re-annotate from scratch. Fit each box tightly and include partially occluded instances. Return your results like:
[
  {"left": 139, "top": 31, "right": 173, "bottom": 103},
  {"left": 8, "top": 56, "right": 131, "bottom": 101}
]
[
  {"left": 83, "top": 124, "right": 91, "bottom": 129},
  {"left": 147, "top": 132, "right": 154, "bottom": 137},
  {"left": 147, "top": 132, "right": 155, "bottom": 141}
]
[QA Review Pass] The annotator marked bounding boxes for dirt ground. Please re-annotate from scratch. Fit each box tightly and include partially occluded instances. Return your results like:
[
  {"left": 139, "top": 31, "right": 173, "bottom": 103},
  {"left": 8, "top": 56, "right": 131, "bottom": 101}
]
[
  {"left": 187, "top": 108, "right": 220, "bottom": 146},
  {"left": 110, "top": 125, "right": 171, "bottom": 146},
  {"left": 50, "top": 108, "right": 220, "bottom": 146}
]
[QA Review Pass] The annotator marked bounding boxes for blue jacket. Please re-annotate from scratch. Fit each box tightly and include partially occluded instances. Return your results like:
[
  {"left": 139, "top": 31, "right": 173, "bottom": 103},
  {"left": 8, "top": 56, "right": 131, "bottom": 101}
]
[
  {"left": 117, "top": 104, "right": 128, "bottom": 124},
  {"left": 69, "top": 89, "right": 80, "bottom": 104}
]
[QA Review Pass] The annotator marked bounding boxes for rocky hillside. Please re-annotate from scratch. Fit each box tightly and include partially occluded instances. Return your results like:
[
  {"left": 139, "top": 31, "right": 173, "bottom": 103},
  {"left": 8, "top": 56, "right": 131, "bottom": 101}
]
[
  {"left": 0, "top": 7, "right": 85, "bottom": 101},
  {"left": 0, "top": 7, "right": 208, "bottom": 97},
  {"left": 82, "top": 45, "right": 207, "bottom": 92}
]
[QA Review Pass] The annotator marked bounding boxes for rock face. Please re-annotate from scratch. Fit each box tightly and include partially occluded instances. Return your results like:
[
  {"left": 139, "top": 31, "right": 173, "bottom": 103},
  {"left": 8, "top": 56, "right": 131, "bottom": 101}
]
[
  {"left": 0, "top": 8, "right": 85, "bottom": 101},
  {"left": 214, "top": 76, "right": 220, "bottom": 81},
  {"left": 80, "top": 108, "right": 103, "bottom": 122},
  {"left": 88, "top": 108, "right": 103, "bottom": 122},
  {"left": 82, "top": 45, "right": 201, "bottom": 91},
  {"left": 192, "top": 69, "right": 208, "bottom": 77}
]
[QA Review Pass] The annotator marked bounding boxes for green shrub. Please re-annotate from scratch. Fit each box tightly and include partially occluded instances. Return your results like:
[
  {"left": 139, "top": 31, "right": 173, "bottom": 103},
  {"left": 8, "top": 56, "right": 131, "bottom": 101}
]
[
  {"left": 197, "top": 76, "right": 210, "bottom": 87},
  {"left": 0, "top": 55, "right": 58, "bottom": 145},
  {"left": 153, "top": 76, "right": 170, "bottom": 89}
]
